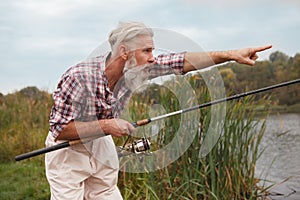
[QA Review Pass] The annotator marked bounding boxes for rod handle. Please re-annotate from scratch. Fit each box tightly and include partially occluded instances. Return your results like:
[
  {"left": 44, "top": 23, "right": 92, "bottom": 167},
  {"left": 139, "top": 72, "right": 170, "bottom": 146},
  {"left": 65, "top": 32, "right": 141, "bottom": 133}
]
[
  {"left": 15, "top": 135, "right": 105, "bottom": 161},
  {"left": 15, "top": 141, "right": 70, "bottom": 161},
  {"left": 132, "top": 119, "right": 151, "bottom": 127}
]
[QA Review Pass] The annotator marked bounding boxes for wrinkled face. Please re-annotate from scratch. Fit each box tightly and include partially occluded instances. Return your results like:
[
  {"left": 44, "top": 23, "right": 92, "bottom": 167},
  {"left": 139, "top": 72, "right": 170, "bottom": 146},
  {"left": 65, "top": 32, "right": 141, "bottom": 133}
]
[
  {"left": 123, "top": 35, "right": 155, "bottom": 92},
  {"left": 124, "top": 34, "right": 155, "bottom": 71},
  {"left": 132, "top": 34, "right": 155, "bottom": 66}
]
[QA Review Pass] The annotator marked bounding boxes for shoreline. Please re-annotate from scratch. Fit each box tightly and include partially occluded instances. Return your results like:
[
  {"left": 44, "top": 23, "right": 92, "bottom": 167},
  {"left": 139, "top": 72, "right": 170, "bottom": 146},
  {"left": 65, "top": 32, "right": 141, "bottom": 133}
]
[
  {"left": 246, "top": 103, "right": 300, "bottom": 115},
  {"left": 267, "top": 182, "right": 300, "bottom": 200}
]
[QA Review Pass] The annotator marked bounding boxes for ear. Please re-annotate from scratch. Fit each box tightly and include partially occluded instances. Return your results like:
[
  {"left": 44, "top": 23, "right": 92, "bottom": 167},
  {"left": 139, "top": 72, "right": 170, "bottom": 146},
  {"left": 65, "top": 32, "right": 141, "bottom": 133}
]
[{"left": 119, "top": 45, "right": 128, "bottom": 60}]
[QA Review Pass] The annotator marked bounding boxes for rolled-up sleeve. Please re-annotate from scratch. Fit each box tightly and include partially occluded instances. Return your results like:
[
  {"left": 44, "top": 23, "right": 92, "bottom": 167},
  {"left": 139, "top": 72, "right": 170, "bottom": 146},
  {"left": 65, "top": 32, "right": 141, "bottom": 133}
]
[
  {"left": 49, "top": 75, "right": 84, "bottom": 139},
  {"left": 149, "top": 52, "right": 185, "bottom": 78}
]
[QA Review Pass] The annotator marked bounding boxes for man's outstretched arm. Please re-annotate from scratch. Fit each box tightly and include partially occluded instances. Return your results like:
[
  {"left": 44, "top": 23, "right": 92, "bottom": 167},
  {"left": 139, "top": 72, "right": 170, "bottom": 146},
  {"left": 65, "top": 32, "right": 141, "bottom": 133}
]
[{"left": 183, "top": 45, "right": 272, "bottom": 73}]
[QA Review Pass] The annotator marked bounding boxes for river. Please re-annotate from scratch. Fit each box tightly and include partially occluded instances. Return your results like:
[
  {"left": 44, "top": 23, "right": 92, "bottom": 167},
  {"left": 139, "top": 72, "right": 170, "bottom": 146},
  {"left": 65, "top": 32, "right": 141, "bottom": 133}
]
[{"left": 256, "top": 113, "right": 300, "bottom": 200}]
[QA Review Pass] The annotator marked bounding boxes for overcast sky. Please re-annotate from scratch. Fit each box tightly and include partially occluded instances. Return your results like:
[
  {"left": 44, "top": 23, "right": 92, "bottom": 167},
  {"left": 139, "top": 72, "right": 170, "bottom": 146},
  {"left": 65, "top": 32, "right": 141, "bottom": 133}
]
[{"left": 1, "top": 0, "right": 299, "bottom": 94}]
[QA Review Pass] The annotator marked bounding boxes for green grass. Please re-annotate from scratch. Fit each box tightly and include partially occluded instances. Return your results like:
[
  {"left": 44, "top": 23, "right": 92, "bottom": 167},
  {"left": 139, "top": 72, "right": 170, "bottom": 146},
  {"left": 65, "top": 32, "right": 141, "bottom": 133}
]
[{"left": 0, "top": 159, "right": 50, "bottom": 200}]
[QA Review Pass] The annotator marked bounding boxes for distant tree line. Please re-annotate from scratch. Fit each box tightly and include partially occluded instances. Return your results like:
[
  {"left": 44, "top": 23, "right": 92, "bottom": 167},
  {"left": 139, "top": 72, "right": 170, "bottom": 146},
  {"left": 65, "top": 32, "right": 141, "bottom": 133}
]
[{"left": 219, "top": 51, "right": 300, "bottom": 106}]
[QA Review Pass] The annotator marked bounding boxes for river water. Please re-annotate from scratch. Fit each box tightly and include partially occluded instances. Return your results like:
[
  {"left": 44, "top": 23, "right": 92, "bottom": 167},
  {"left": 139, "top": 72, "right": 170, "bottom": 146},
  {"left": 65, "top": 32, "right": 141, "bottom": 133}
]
[{"left": 256, "top": 113, "right": 300, "bottom": 200}]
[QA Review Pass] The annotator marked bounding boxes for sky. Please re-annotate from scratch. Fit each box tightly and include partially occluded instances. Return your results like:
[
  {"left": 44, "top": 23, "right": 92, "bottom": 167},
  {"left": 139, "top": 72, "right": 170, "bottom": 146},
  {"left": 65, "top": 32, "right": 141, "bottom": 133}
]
[{"left": 1, "top": 0, "right": 299, "bottom": 94}]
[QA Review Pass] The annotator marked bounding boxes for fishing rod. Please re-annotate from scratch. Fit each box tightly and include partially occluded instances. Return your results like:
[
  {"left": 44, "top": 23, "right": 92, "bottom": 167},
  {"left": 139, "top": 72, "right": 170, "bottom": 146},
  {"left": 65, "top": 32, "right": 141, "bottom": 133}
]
[
  {"left": 131, "top": 78, "right": 300, "bottom": 127},
  {"left": 15, "top": 78, "right": 300, "bottom": 161},
  {"left": 15, "top": 135, "right": 101, "bottom": 161}
]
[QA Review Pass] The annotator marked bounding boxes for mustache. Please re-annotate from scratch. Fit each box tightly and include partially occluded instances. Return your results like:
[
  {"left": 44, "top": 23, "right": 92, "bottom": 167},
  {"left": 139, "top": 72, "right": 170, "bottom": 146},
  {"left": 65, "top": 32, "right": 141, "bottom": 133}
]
[
  {"left": 123, "top": 63, "right": 152, "bottom": 93},
  {"left": 123, "top": 62, "right": 154, "bottom": 74},
  {"left": 124, "top": 65, "right": 150, "bottom": 74}
]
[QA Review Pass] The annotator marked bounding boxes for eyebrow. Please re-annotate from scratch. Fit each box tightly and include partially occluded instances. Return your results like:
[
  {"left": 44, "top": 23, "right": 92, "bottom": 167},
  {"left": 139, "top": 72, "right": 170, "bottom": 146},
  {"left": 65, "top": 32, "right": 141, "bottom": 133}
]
[{"left": 143, "top": 47, "right": 155, "bottom": 50}]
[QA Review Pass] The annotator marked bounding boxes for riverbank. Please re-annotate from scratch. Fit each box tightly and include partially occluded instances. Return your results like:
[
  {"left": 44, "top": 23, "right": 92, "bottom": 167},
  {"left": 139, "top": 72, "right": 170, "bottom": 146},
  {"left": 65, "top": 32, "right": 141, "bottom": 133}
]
[
  {"left": 248, "top": 103, "right": 300, "bottom": 116},
  {"left": 268, "top": 103, "right": 300, "bottom": 114},
  {"left": 268, "top": 182, "right": 300, "bottom": 200}
]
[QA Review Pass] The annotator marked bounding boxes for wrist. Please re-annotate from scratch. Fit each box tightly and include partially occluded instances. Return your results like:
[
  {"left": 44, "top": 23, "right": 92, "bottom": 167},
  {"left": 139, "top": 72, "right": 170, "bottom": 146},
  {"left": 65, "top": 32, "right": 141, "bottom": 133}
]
[
  {"left": 226, "top": 50, "right": 236, "bottom": 61},
  {"left": 98, "top": 119, "right": 110, "bottom": 133},
  {"left": 209, "top": 51, "right": 234, "bottom": 64}
]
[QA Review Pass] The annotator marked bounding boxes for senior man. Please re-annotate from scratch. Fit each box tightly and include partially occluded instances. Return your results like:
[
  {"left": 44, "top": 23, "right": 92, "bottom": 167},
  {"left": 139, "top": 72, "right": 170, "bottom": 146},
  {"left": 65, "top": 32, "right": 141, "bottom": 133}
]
[{"left": 45, "top": 21, "right": 272, "bottom": 199}]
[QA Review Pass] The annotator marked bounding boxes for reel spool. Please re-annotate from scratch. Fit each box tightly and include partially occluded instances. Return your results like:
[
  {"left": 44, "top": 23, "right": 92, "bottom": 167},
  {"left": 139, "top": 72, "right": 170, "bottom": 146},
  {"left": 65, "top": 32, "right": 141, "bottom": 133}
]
[{"left": 118, "top": 137, "right": 151, "bottom": 157}]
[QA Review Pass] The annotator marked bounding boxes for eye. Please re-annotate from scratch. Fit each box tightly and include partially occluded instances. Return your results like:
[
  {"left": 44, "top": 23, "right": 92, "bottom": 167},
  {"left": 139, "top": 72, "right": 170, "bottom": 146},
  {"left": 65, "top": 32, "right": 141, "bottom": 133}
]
[{"left": 143, "top": 48, "right": 153, "bottom": 53}]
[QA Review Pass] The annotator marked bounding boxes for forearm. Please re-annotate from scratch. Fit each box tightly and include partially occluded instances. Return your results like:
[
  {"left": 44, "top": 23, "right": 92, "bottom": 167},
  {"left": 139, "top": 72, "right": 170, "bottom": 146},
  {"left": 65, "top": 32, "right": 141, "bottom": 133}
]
[
  {"left": 56, "top": 120, "right": 109, "bottom": 140},
  {"left": 183, "top": 45, "right": 272, "bottom": 73},
  {"left": 183, "top": 51, "right": 233, "bottom": 73},
  {"left": 56, "top": 118, "right": 134, "bottom": 140}
]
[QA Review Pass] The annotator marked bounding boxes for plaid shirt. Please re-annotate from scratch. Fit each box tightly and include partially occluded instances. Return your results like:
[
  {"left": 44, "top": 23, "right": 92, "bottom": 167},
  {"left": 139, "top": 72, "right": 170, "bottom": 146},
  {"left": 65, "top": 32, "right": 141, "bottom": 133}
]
[{"left": 49, "top": 52, "right": 185, "bottom": 139}]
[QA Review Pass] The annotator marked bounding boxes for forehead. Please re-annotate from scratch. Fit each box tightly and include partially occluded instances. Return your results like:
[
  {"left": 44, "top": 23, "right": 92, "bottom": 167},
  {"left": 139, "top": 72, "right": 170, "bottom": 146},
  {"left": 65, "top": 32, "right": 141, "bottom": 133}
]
[{"left": 132, "top": 34, "right": 154, "bottom": 49}]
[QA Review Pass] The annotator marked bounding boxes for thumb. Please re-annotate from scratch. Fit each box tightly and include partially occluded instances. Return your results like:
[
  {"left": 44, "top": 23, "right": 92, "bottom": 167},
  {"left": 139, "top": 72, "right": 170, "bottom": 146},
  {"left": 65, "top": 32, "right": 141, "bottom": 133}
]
[{"left": 247, "top": 59, "right": 255, "bottom": 66}]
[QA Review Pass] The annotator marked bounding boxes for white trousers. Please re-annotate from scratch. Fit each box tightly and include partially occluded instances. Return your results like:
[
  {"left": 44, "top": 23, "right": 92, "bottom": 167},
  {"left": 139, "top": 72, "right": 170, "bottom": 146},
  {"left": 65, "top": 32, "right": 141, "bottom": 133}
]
[{"left": 45, "top": 132, "right": 123, "bottom": 200}]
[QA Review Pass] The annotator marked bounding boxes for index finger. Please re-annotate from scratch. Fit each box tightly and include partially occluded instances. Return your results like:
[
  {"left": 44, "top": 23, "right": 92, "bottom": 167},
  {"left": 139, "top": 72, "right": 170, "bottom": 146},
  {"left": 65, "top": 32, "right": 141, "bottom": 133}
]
[{"left": 253, "top": 45, "right": 272, "bottom": 52}]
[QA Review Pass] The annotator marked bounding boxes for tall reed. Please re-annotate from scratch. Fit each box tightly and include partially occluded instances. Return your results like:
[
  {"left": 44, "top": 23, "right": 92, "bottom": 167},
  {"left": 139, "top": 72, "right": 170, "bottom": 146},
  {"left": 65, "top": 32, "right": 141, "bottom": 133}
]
[{"left": 118, "top": 73, "right": 270, "bottom": 199}]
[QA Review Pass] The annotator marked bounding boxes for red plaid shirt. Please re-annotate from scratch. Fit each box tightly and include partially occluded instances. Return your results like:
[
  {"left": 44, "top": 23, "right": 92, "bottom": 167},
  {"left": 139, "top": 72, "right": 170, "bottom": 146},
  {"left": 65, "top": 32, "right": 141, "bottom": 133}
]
[{"left": 49, "top": 52, "right": 185, "bottom": 139}]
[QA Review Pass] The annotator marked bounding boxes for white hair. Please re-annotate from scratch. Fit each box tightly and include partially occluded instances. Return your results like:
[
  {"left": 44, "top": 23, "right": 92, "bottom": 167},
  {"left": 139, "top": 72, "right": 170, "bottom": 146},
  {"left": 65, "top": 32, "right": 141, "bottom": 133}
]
[{"left": 108, "top": 21, "right": 154, "bottom": 55}]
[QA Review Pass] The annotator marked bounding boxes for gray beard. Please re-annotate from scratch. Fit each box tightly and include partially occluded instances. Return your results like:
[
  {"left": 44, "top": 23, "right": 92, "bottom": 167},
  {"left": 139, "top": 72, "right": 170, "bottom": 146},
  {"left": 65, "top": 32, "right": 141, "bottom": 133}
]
[{"left": 123, "top": 55, "right": 149, "bottom": 93}]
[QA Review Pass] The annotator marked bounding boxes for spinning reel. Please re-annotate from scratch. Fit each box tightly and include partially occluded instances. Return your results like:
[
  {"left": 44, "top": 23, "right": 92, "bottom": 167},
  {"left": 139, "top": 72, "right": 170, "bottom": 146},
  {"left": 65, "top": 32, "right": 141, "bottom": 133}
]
[{"left": 117, "top": 136, "right": 152, "bottom": 157}]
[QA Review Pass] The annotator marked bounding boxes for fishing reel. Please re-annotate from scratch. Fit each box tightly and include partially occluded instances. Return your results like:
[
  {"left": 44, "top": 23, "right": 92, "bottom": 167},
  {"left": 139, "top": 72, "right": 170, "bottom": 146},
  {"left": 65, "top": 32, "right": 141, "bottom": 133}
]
[{"left": 117, "top": 137, "right": 152, "bottom": 157}]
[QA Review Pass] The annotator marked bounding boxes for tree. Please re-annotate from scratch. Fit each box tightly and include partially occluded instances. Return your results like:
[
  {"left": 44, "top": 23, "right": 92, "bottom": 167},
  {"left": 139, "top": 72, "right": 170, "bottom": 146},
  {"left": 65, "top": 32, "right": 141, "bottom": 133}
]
[{"left": 269, "top": 51, "right": 289, "bottom": 63}]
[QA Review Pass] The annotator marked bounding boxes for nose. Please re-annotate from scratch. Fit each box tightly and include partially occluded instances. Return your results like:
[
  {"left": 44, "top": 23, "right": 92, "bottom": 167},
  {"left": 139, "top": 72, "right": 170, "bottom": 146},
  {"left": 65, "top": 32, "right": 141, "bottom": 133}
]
[{"left": 148, "top": 53, "right": 155, "bottom": 63}]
